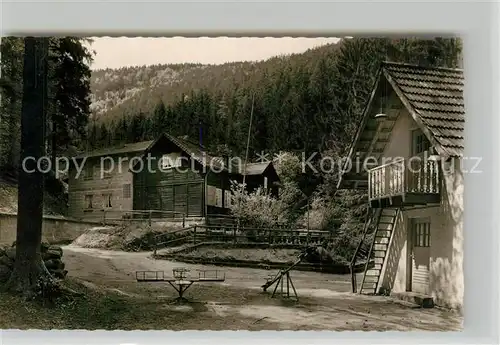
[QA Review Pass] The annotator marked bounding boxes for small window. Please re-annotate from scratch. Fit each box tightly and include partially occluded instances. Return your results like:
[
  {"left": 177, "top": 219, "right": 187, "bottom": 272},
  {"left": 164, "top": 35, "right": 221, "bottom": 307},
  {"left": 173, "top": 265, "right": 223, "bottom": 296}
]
[
  {"left": 413, "top": 221, "right": 431, "bottom": 247},
  {"left": 123, "top": 184, "right": 131, "bottom": 199},
  {"left": 161, "top": 153, "right": 182, "bottom": 170},
  {"left": 84, "top": 194, "right": 93, "bottom": 209},
  {"left": 102, "top": 193, "right": 112, "bottom": 208},
  {"left": 264, "top": 177, "right": 268, "bottom": 190},
  {"left": 207, "top": 185, "right": 216, "bottom": 206},
  {"left": 412, "top": 129, "right": 431, "bottom": 155},
  {"left": 215, "top": 188, "right": 223, "bottom": 208}
]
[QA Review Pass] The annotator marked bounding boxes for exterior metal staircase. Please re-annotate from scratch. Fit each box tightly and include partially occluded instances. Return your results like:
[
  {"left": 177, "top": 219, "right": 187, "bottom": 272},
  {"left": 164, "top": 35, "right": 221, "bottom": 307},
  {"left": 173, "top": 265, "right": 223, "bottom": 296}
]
[{"left": 350, "top": 207, "right": 400, "bottom": 295}]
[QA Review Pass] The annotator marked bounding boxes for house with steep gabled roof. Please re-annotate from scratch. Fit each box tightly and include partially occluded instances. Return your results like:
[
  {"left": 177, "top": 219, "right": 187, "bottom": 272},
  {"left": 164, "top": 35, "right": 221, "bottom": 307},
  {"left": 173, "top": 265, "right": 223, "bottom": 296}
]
[
  {"left": 337, "top": 61, "right": 464, "bottom": 310},
  {"left": 67, "top": 132, "right": 280, "bottom": 222}
]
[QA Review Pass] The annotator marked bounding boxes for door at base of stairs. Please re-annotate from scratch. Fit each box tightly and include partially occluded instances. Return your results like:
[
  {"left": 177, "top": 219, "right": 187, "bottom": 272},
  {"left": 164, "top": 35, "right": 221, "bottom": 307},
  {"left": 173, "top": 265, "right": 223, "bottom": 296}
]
[{"left": 407, "top": 217, "right": 431, "bottom": 294}]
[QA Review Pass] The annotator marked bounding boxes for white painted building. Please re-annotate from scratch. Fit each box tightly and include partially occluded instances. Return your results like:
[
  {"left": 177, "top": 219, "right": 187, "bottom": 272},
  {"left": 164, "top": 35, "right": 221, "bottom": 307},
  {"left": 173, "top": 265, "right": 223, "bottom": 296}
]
[{"left": 338, "top": 62, "right": 464, "bottom": 310}]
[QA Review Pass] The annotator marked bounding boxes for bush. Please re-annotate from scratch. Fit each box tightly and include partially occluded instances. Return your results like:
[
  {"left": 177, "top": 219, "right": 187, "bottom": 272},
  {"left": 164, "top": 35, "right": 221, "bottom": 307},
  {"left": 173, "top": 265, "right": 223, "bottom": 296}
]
[
  {"left": 228, "top": 152, "right": 306, "bottom": 229},
  {"left": 295, "top": 196, "right": 336, "bottom": 230},
  {"left": 228, "top": 181, "right": 289, "bottom": 228}
]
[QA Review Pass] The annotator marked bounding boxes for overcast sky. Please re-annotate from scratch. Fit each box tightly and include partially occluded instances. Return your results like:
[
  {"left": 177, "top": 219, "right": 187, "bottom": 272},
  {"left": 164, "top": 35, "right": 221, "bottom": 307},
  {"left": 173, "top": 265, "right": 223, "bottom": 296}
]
[{"left": 87, "top": 37, "right": 341, "bottom": 70}]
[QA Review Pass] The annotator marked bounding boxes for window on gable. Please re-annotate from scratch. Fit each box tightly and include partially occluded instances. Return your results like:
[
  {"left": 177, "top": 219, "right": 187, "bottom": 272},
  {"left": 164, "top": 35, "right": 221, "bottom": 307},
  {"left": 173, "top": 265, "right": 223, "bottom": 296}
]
[
  {"left": 161, "top": 153, "right": 182, "bottom": 170},
  {"left": 412, "top": 129, "right": 431, "bottom": 155}
]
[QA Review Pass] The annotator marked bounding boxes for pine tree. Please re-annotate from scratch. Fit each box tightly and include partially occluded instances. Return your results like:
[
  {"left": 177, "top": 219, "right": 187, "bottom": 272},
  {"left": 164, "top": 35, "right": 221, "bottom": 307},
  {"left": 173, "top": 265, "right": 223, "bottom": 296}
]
[
  {"left": 152, "top": 100, "right": 168, "bottom": 137},
  {"left": 98, "top": 123, "right": 110, "bottom": 147},
  {"left": 0, "top": 37, "right": 93, "bottom": 173},
  {"left": 0, "top": 37, "right": 23, "bottom": 174},
  {"left": 47, "top": 37, "right": 93, "bottom": 165}
]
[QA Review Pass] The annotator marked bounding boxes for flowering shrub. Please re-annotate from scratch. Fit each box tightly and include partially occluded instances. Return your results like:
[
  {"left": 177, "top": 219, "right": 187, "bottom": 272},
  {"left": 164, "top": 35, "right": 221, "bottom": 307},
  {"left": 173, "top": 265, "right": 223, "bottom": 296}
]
[{"left": 228, "top": 181, "right": 288, "bottom": 228}]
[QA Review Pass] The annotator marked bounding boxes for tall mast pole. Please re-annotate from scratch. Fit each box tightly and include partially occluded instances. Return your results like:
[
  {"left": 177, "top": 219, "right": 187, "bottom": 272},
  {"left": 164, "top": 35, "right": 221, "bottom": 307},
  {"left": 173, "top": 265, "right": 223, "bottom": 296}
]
[{"left": 236, "top": 93, "right": 255, "bottom": 231}]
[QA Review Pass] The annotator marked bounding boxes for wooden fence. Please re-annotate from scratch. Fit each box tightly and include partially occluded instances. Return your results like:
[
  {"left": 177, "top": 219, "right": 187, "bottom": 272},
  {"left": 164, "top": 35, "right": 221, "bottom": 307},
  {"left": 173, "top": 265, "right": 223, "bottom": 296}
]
[
  {"left": 100, "top": 209, "right": 187, "bottom": 227},
  {"left": 153, "top": 224, "right": 333, "bottom": 255}
]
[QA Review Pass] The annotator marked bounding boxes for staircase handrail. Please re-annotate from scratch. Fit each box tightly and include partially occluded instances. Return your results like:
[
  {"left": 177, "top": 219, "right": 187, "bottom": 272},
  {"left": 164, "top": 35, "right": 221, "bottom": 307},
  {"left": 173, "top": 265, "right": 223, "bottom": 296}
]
[{"left": 350, "top": 208, "right": 381, "bottom": 293}]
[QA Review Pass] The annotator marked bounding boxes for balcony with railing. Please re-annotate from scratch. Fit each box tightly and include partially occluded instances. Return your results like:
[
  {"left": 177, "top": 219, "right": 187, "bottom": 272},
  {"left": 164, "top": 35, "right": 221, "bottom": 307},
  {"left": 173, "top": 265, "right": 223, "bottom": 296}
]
[{"left": 368, "top": 157, "right": 441, "bottom": 207}]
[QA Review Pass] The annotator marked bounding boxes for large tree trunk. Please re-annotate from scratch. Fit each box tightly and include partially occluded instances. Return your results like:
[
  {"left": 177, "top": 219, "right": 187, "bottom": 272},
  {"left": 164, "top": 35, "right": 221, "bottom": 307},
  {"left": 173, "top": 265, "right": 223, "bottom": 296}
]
[{"left": 5, "top": 37, "right": 54, "bottom": 296}]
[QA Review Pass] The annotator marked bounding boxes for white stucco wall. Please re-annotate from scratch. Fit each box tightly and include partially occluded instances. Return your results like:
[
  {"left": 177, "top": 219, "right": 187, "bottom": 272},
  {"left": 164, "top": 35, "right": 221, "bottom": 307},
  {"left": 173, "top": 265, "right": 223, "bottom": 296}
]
[
  {"left": 376, "top": 109, "right": 464, "bottom": 310},
  {"left": 380, "top": 108, "right": 413, "bottom": 161}
]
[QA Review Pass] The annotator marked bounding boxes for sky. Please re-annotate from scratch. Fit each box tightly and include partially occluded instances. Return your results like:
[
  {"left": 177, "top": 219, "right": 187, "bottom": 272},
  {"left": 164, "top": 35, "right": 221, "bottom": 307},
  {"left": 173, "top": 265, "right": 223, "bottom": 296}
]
[{"left": 87, "top": 37, "right": 341, "bottom": 70}]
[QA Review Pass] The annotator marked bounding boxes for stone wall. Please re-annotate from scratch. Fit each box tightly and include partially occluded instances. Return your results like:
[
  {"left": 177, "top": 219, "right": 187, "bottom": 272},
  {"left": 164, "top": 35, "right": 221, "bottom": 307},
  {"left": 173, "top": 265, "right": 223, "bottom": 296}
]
[
  {"left": 0, "top": 242, "right": 67, "bottom": 283},
  {"left": 0, "top": 212, "right": 100, "bottom": 245}
]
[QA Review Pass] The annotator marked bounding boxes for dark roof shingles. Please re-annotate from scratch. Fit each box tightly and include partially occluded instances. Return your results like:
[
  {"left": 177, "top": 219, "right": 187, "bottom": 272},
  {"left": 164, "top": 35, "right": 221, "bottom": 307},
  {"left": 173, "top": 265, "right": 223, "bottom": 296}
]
[
  {"left": 383, "top": 62, "right": 465, "bottom": 157},
  {"left": 241, "top": 162, "right": 271, "bottom": 175},
  {"left": 74, "top": 140, "right": 154, "bottom": 159}
]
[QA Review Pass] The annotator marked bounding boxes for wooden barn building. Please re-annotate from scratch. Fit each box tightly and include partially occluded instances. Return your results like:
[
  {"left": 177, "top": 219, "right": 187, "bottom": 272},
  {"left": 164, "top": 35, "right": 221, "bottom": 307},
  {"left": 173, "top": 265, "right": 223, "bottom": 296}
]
[{"left": 67, "top": 133, "right": 280, "bottom": 222}]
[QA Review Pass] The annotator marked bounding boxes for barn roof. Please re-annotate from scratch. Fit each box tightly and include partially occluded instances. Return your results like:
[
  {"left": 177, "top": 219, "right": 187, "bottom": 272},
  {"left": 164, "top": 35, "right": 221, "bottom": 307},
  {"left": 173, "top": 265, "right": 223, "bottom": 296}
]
[
  {"left": 76, "top": 132, "right": 278, "bottom": 178},
  {"left": 240, "top": 162, "right": 273, "bottom": 175},
  {"left": 337, "top": 61, "right": 464, "bottom": 190},
  {"left": 74, "top": 140, "right": 154, "bottom": 159},
  {"left": 163, "top": 133, "right": 226, "bottom": 171},
  {"left": 163, "top": 135, "right": 278, "bottom": 177}
]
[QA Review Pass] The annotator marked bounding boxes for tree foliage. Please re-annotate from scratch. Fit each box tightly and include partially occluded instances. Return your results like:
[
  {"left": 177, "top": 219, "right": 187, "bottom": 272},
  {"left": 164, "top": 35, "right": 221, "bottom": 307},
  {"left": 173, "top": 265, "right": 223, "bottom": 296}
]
[
  {"left": 0, "top": 36, "right": 93, "bottom": 175},
  {"left": 47, "top": 37, "right": 93, "bottom": 162}
]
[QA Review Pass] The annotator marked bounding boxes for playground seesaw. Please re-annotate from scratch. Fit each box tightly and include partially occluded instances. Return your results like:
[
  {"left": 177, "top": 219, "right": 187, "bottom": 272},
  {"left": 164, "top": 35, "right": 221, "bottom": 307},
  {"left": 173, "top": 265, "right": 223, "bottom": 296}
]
[
  {"left": 136, "top": 267, "right": 225, "bottom": 303},
  {"left": 261, "top": 248, "right": 311, "bottom": 301}
]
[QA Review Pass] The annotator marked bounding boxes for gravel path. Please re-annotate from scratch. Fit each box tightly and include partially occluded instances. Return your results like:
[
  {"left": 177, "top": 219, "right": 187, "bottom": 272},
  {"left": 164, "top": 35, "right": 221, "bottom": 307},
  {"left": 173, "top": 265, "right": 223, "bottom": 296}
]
[{"left": 62, "top": 245, "right": 463, "bottom": 331}]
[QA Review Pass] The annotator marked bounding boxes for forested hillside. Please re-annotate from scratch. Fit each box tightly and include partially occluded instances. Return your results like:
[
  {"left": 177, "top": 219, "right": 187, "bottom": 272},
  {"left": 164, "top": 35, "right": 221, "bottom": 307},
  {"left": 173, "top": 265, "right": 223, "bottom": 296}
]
[
  {"left": 88, "top": 38, "right": 462, "bottom": 158},
  {"left": 89, "top": 43, "right": 342, "bottom": 122}
]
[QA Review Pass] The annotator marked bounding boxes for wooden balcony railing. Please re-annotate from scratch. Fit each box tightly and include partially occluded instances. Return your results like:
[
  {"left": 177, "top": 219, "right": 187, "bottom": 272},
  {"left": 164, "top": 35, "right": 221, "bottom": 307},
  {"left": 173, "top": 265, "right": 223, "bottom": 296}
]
[{"left": 368, "top": 157, "right": 440, "bottom": 202}]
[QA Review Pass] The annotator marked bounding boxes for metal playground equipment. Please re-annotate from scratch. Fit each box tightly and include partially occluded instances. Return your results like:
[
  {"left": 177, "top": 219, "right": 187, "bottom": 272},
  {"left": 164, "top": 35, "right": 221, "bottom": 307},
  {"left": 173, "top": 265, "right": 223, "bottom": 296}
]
[
  {"left": 136, "top": 267, "right": 226, "bottom": 302},
  {"left": 261, "top": 249, "right": 309, "bottom": 301}
]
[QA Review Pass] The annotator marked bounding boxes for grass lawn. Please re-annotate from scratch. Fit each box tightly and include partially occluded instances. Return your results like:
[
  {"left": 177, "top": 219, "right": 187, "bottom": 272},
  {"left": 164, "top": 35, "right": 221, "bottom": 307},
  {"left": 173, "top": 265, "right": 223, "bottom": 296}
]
[{"left": 0, "top": 278, "right": 288, "bottom": 330}]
